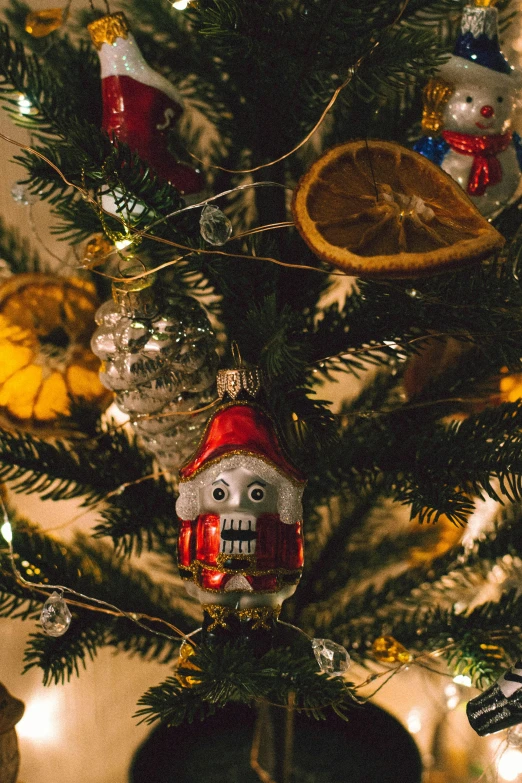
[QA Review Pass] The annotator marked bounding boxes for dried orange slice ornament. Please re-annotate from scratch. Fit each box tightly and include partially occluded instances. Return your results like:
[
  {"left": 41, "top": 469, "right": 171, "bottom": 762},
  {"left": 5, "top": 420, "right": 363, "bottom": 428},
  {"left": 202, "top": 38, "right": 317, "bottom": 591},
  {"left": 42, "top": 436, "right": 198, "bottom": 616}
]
[
  {"left": 292, "top": 140, "right": 504, "bottom": 278},
  {"left": 0, "top": 273, "right": 112, "bottom": 432}
]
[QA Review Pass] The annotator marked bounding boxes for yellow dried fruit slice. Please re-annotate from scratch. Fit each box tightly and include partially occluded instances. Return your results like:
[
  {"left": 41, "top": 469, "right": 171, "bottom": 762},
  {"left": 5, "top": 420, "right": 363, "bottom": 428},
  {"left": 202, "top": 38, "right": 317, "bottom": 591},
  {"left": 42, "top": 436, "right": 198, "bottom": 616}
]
[
  {"left": 292, "top": 140, "right": 504, "bottom": 278},
  {"left": 0, "top": 273, "right": 112, "bottom": 432}
]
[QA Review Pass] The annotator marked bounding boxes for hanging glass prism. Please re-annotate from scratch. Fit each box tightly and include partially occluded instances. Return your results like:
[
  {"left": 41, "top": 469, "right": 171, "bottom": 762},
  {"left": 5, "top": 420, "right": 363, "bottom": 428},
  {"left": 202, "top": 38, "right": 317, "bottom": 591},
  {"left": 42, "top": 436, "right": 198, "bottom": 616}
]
[{"left": 40, "top": 591, "right": 72, "bottom": 637}]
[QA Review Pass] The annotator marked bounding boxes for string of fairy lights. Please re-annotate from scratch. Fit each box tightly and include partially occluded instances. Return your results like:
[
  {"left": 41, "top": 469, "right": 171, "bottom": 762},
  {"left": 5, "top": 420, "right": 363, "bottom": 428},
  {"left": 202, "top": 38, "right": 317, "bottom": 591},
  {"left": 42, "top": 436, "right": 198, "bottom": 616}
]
[{"left": 2, "top": 2, "right": 522, "bottom": 780}]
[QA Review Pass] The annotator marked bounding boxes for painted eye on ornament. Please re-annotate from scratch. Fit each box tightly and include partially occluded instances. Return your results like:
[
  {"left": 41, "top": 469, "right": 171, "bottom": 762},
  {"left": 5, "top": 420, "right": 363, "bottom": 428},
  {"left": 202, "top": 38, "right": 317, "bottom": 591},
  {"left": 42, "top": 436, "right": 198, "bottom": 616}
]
[
  {"left": 212, "top": 486, "right": 228, "bottom": 502},
  {"left": 466, "top": 96, "right": 473, "bottom": 103},
  {"left": 498, "top": 96, "right": 504, "bottom": 103},
  {"left": 248, "top": 486, "right": 265, "bottom": 502}
]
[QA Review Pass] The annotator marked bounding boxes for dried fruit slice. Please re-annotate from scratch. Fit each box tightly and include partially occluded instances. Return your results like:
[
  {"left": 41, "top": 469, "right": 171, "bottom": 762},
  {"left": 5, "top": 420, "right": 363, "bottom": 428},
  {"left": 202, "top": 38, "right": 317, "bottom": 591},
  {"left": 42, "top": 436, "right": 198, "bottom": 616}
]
[
  {"left": 292, "top": 140, "right": 504, "bottom": 278},
  {"left": 0, "top": 273, "right": 112, "bottom": 432}
]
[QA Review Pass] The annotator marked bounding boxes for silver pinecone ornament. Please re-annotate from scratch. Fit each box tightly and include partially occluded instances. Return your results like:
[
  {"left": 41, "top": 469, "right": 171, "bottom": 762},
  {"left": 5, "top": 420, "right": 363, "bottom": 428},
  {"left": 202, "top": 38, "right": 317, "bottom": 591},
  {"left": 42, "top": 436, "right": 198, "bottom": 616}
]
[{"left": 91, "top": 268, "right": 217, "bottom": 471}]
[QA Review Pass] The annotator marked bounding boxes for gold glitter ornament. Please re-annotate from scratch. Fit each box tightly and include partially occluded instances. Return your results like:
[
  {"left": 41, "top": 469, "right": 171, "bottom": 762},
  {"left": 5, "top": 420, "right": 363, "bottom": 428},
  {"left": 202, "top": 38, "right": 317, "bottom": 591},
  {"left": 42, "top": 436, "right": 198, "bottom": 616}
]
[
  {"left": 24, "top": 8, "right": 64, "bottom": 38},
  {"left": 372, "top": 635, "right": 412, "bottom": 664},
  {"left": 82, "top": 234, "right": 114, "bottom": 270},
  {"left": 174, "top": 641, "right": 201, "bottom": 689},
  {"left": 421, "top": 78, "right": 453, "bottom": 135}
]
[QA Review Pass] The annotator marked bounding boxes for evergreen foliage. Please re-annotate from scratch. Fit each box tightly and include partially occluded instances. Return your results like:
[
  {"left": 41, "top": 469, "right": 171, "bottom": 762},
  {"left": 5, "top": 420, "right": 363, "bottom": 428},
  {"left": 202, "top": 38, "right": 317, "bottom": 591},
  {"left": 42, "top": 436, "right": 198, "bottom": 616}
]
[{"left": 0, "top": 0, "right": 522, "bottom": 733}]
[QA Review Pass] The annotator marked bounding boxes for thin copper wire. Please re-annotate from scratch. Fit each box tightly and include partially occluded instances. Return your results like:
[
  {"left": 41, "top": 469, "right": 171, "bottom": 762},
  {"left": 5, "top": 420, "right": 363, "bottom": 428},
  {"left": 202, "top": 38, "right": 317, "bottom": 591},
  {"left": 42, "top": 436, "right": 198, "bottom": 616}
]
[
  {"left": 0, "top": 131, "right": 340, "bottom": 280},
  {"left": 133, "top": 397, "right": 220, "bottom": 422},
  {"left": 187, "top": 0, "right": 411, "bottom": 176},
  {"left": 0, "top": 499, "right": 193, "bottom": 644}
]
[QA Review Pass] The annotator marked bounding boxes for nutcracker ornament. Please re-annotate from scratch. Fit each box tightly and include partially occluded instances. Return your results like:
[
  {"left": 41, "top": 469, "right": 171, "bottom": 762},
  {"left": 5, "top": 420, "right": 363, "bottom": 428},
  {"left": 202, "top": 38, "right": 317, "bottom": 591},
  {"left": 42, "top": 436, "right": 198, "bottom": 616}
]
[
  {"left": 176, "top": 366, "right": 306, "bottom": 647},
  {"left": 467, "top": 659, "right": 522, "bottom": 736},
  {"left": 87, "top": 12, "right": 204, "bottom": 215},
  {"left": 413, "top": 0, "right": 522, "bottom": 219}
]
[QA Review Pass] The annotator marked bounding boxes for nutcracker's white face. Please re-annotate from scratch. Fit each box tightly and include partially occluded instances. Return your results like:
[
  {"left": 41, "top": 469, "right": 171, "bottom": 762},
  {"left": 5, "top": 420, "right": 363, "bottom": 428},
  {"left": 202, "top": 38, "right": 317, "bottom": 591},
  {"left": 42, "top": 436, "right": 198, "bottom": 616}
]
[
  {"left": 199, "top": 466, "right": 278, "bottom": 516},
  {"left": 443, "top": 82, "right": 516, "bottom": 135},
  {"left": 199, "top": 466, "right": 279, "bottom": 557}
]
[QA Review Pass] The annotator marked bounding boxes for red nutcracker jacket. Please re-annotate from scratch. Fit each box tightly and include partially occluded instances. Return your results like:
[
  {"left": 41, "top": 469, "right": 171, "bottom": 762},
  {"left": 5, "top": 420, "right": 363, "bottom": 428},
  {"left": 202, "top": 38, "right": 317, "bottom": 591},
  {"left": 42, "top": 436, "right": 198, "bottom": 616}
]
[{"left": 178, "top": 512, "right": 304, "bottom": 593}]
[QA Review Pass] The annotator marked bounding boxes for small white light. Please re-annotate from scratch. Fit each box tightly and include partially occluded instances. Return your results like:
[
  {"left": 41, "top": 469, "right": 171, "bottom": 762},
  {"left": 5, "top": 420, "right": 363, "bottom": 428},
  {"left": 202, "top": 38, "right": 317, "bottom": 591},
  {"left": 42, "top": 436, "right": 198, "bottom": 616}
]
[
  {"left": 498, "top": 748, "right": 522, "bottom": 781},
  {"left": 1, "top": 520, "right": 12, "bottom": 543},
  {"left": 114, "top": 238, "right": 133, "bottom": 251},
  {"left": 453, "top": 674, "right": 472, "bottom": 687},
  {"left": 406, "top": 708, "right": 422, "bottom": 734},
  {"left": 17, "top": 94, "right": 35, "bottom": 116},
  {"left": 444, "top": 683, "right": 459, "bottom": 710},
  {"left": 17, "top": 693, "right": 61, "bottom": 743},
  {"left": 173, "top": 0, "right": 189, "bottom": 8}
]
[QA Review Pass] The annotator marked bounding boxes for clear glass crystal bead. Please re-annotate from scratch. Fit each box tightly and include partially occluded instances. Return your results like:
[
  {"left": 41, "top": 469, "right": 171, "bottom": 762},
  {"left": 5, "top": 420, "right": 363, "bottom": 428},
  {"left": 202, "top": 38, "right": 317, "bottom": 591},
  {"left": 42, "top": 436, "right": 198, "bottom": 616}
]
[
  {"left": 199, "top": 204, "right": 233, "bottom": 246},
  {"left": 40, "top": 591, "right": 72, "bottom": 637},
  {"left": 312, "top": 638, "right": 351, "bottom": 676},
  {"left": 11, "top": 182, "right": 37, "bottom": 206}
]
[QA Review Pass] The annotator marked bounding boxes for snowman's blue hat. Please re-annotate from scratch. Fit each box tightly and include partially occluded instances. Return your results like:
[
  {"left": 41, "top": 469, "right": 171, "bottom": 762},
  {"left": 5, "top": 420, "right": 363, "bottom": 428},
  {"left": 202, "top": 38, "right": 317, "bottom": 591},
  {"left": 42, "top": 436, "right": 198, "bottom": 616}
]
[{"left": 453, "top": 4, "right": 511, "bottom": 75}]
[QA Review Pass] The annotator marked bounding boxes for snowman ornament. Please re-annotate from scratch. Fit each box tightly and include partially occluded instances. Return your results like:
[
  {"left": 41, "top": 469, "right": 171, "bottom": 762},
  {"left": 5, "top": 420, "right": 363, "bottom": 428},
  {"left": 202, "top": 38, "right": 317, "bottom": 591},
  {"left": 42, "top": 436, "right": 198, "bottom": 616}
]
[
  {"left": 414, "top": 0, "right": 522, "bottom": 219},
  {"left": 176, "top": 367, "right": 306, "bottom": 643}
]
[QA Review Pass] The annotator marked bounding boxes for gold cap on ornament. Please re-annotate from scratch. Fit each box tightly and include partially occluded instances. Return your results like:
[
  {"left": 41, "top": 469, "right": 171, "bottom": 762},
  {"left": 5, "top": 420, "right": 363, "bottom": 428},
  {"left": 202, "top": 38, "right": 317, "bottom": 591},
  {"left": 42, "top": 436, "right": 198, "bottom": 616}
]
[
  {"left": 217, "top": 343, "right": 263, "bottom": 400},
  {"left": 473, "top": 0, "right": 498, "bottom": 7},
  {"left": 217, "top": 367, "right": 263, "bottom": 400},
  {"left": 111, "top": 264, "right": 157, "bottom": 317},
  {"left": 88, "top": 12, "right": 129, "bottom": 49}
]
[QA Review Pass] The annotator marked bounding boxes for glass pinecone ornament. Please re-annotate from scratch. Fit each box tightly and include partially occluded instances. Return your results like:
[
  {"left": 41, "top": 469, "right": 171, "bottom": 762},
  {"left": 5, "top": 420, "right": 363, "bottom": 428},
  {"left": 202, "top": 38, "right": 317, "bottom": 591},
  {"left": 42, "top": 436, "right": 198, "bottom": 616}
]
[{"left": 91, "top": 268, "right": 217, "bottom": 471}]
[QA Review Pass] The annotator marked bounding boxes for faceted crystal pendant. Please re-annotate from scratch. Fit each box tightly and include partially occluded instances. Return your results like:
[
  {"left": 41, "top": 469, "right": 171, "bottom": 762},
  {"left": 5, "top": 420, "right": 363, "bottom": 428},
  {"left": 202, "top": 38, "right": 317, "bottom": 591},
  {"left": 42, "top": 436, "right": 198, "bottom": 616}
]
[
  {"left": 11, "top": 183, "right": 37, "bottom": 206},
  {"left": 199, "top": 204, "right": 233, "bottom": 246},
  {"left": 82, "top": 234, "right": 114, "bottom": 270},
  {"left": 40, "top": 591, "right": 72, "bottom": 637},
  {"left": 372, "top": 635, "right": 412, "bottom": 664},
  {"left": 25, "top": 8, "right": 64, "bottom": 37},
  {"left": 312, "top": 638, "right": 351, "bottom": 676}
]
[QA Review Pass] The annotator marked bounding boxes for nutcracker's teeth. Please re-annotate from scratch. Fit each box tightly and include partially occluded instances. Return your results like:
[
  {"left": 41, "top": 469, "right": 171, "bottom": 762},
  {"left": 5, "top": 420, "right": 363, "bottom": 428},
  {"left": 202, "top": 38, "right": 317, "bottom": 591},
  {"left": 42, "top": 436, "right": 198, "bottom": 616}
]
[{"left": 219, "top": 514, "right": 257, "bottom": 556}]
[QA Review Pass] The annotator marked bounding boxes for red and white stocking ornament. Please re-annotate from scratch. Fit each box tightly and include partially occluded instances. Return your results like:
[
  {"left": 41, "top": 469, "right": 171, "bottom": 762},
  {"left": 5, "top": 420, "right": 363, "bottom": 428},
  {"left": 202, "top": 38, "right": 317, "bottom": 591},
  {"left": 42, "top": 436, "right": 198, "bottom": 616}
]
[
  {"left": 88, "top": 12, "right": 204, "bottom": 215},
  {"left": 176, "top": 367, "right": 306, "bottom": 641}
]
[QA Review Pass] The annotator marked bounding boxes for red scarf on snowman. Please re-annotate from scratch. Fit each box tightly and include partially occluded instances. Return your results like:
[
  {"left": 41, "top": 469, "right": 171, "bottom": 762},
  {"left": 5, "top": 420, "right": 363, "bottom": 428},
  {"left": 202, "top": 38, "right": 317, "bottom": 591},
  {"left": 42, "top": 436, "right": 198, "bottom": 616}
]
[{"left": 442, "top": 130, "right": 513, "bottom": 197}]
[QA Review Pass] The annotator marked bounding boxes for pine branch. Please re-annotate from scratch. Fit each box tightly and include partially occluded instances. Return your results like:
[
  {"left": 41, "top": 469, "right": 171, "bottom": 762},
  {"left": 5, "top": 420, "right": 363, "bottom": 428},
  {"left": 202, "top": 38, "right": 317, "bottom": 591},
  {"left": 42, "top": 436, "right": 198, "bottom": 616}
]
[
  {"left": 1, "top": 522, "right": 197, "bottom": 684},
  {"left": 0, "top": 214, "right": 41, "bottom": 273},
  {"left": 136, "top": 641, "right": 356, "bottom": 727},
  {"left": 0, "top": 426, "right": 178, "bottom": 555}
]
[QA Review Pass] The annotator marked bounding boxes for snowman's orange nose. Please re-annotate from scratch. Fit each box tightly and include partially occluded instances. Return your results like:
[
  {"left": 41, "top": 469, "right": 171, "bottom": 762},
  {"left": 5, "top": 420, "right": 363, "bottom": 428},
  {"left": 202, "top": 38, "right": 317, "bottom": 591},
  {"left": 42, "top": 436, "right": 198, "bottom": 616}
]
[{"left": 481, "top": 105, "right": 494, "bottom": 118}]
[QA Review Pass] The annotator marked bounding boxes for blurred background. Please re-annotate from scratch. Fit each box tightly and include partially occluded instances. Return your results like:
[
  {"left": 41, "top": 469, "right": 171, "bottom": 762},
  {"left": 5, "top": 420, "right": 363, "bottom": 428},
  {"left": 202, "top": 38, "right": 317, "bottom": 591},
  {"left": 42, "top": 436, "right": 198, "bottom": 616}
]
[{"left": 2, "top": 1, "right": 522, "bottom": 781}]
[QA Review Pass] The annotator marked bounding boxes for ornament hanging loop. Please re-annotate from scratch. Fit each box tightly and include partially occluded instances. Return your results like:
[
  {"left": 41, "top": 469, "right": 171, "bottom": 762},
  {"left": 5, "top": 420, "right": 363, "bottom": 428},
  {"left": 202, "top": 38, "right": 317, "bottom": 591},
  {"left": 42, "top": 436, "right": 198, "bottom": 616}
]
[{"left": 231, "top": 340, "right": 243, "bottom": 368}]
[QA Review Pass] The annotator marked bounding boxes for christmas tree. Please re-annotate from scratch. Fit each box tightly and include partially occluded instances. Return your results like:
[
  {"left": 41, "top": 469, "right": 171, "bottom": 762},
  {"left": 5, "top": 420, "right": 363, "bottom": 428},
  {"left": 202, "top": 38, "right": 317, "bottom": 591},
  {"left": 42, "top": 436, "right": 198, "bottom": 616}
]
[{"left": 1, "top": 0, "right": 522, "bottom": 780}]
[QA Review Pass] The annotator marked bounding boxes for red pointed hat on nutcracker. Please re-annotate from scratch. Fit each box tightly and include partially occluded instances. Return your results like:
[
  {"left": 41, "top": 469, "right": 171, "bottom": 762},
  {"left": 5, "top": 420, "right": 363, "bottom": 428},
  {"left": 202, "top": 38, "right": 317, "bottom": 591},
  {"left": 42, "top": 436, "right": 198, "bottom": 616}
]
[
  {"left": 179, "top": 402, "right": 305, "bottom": 484},
  {"left": 176, "top": 366, "right": 306, "bottom": 524}
]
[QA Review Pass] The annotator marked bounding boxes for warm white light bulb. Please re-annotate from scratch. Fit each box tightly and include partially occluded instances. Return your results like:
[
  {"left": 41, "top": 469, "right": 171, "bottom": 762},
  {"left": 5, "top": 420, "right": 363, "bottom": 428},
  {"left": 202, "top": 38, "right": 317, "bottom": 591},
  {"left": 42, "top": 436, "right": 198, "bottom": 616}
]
[
  {"left": 453, "top": 674, "right": 472, "bottom": 687},
  {"left": 173, "top": 0, "right": 189, "bottom": 9},
  {"left": 406, "top": 708, "right": 422, "bottom": 734},
  {"left": 498, "top": 748, "right": 522, "bottom": 781},
  {"left": 17, "top": 693, "right": 61, "bottom": 743},
  {"left": 444, "top": 683, "right": 459, "bottom": 710},
  {"left": 114, "top": 238, "right": 133, "bottom": 251},
  {"left": 17, "top": 94, "right": 34, "bottom": 116},
  {"left": 1, "top": 520, "right": 12, "bottom": 543}
]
